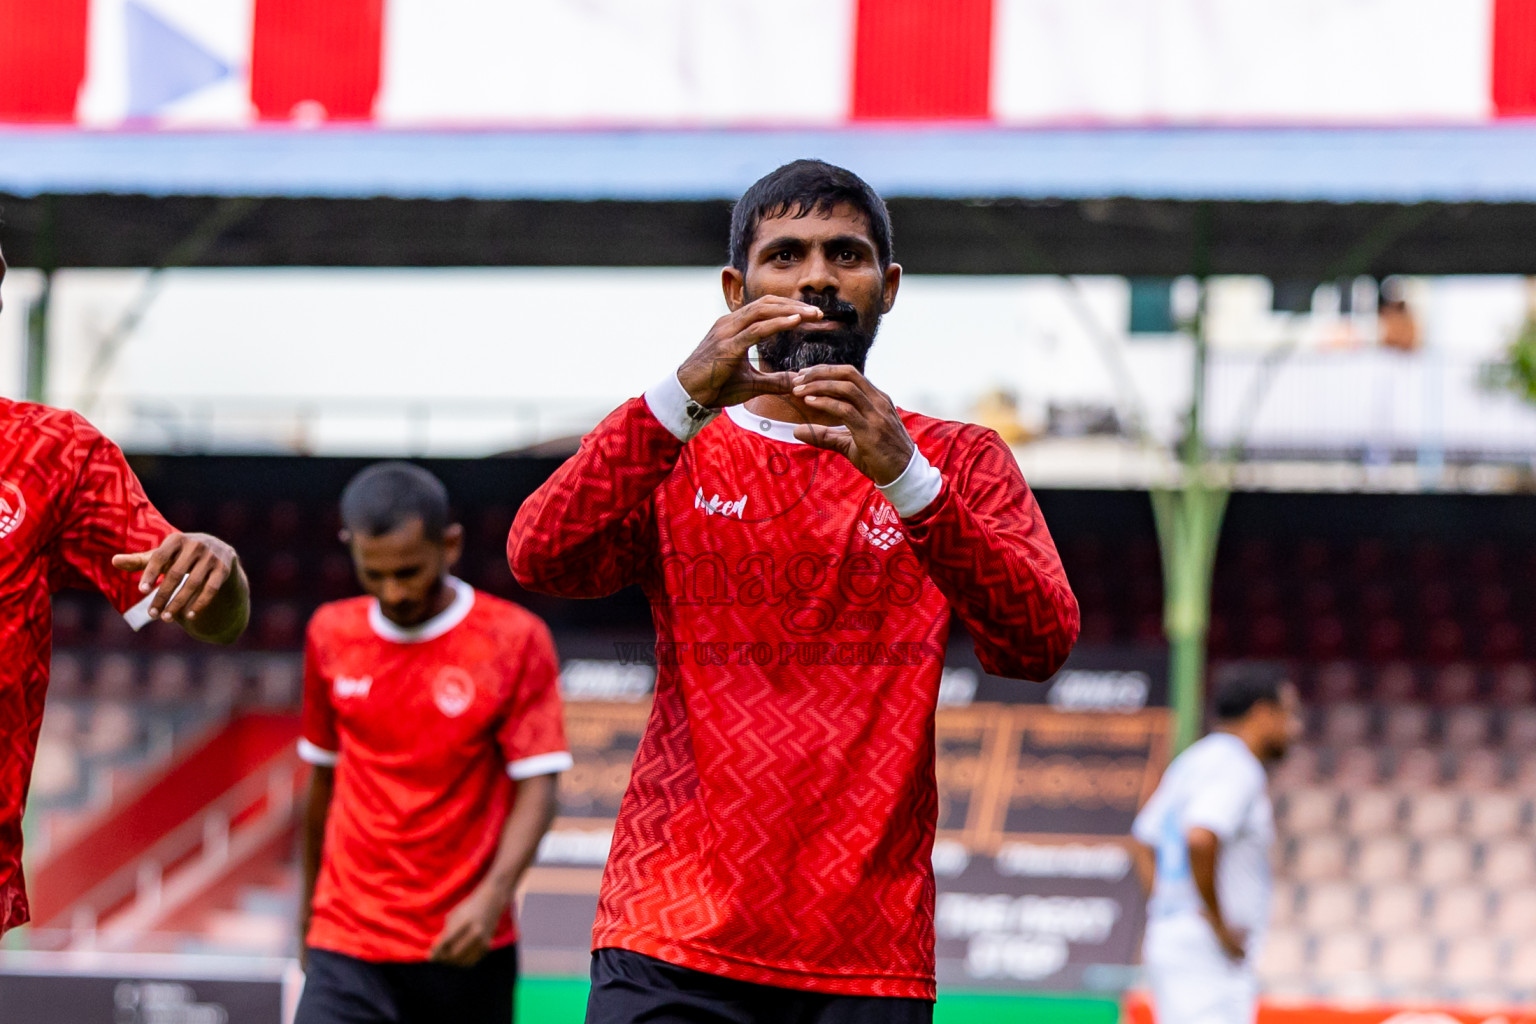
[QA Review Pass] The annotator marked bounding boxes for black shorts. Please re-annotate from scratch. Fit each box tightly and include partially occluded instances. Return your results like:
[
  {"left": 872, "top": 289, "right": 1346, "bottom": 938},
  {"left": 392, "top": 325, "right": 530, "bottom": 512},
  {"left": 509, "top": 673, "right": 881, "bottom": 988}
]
[
  {"left": 584, "top": 948, "right": 933, "bottom": 1024},
  {"left": 295, "top": 944, "right": 517, "bottom": 1024}
]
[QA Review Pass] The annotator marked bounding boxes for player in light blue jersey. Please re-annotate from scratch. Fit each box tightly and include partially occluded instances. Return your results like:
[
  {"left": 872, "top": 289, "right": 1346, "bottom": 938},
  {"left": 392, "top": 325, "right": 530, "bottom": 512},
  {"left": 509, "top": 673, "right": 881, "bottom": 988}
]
[{"left": 1132, "top": 667, "right": 1301, "bottom": 1024}]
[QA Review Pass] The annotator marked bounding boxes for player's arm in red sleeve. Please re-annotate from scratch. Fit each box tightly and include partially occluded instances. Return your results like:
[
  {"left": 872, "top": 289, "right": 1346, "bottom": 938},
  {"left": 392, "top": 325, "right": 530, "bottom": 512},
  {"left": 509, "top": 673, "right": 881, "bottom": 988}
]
[
  {"left": 900, "top": 430, "right": 1079, "bottom": 681},
  {"left": 790, "top": 366, "right": 1078, "bottom": 681},
  {"left": 296, "top": 621, "right": 339, "bottom": 966},
  {"left": 506, "top": 395, "right": 675, "bottom": 598},
  {"left": 432, "top": 619, "right": 571, "bottom": 967},
  {"left": 508, "top": 298, "right": 806, "bottom": 597},
  {"left": 53, "top": 414, "right": 249, "bottom": 643}
]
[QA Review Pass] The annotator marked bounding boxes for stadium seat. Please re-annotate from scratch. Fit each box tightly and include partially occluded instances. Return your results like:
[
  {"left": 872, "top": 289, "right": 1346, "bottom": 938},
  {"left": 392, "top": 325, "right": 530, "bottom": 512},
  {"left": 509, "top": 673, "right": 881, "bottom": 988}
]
[
  {"left": 1503, "top": 707, "right": 1536, "bottom": 750},
  {"left": 48, "top": 652, "right": 85, "bottom": 697},
  {"left": 1403, "top": 792, "right": 1464, "bottom": 838},
  {"left": 1389, "top": 748, "right": 1446, "bottom": 788},
  {"left": 1270, "top": 745, "right": 1319, "bottom": 791},
  {"left": 1312, "top": 662, "right": 1361, "bottom": 703},
  {"left": 1277, "top": 790, "right": 1338, "bottom": 834},
  {"left": 253, "top": 603, "right": 304, "bottom": 650},
  {"left": 1369, "top": 662, "right": 1419, "bottom": 702},
  {"left": 1482, "top": 840, "right": 1536, "bottom": 887},
  {"left": 1479, "top": 621, "right": 1524, "bottom": 663},
  {"left": 1442, "top": 705, "right": 1491, "bottom": 749},
  {"left": 145, "top": 655, "right": 193, "bottom": 702},
  {"left": 1438, "top": 934, "right": 1502, "bottom": 987},
  {"left": 1427, "top": 884, "right": 1491, "bottom": 936},
  {"left": 1291, "top": 836, "right": 1350, "bottom": 882},
  {"left": 1492, "top": 665, "right": 1535, "bottom": 705},
  {"left": 93, "top": 653, "right": 138, "bottom": 698},
  {"left": 80, "top": 701, "right": 140, "bottom": 759},
  {"left": 1257, "top": 927, "right": 1309, "bottom": 980},
  {"left": 1343, "top": 789, "right": 1403, "bottom": 834},
  {"left": 1322, "top": 703, "right": 1372, "bottom": 745},
  {"left": 1503, "top": 940, "right": 1536, "bottom": 987},
  {"left": 1417, "top": 838, "right": 1476, "bottom": 886},
  {"left": 1311, "top": 933, "right": 1373, "bottom": 980},
  {"left": 317, "top": 552, "right": 357, "bottom": 601},
  {"left": 1382, "top": 704, "right": 1432, "bottom": 747},
  {"left": 1363, "top": 884, "right": 1425, "bottom": 931},
  {"left": 260, "top": 553, "right": 304, "bottom": 600},
  {"left": 1455, "top": 749, "right": 1509, "bottom": 791},
  {"left": 1421, "top": 619, "right": 1465, "bottom": 664},
  {"left": 1332, "top": 748, "right": 1382, "bottom": 788},
  {"left": 1355, "top": 837, "right": 1412, "bottom": 884},
  {"left": 1364, "top": 618, "right": 1406, "bottom": 662},
  {"left": 266, "top": 500, "right": 305, "bottom": 549},
  {"left": 1466, "top": 793, "right": 1529, "bottom": 839},
  {"left": 52, "top": 599, "right": 89, "bottom": 647},
  {"left": 1429, "top": 664, "right": 1479, "bottom": 706},
  {"left": 1492, "top": 888, "right": 1536, "bottom": 939},
  {"left": 1376, "top": 934, "right": 1440, "bottom": 984},
  {"left": 1298, "top": 882, "right": 1361, "bottom": 931}
]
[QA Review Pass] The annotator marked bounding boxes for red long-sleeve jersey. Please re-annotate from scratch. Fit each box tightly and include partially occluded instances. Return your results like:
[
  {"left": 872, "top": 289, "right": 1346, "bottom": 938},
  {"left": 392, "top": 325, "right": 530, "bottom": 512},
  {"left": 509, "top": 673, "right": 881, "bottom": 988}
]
[{"left": 509, "top": 396, "right": 1078, "bottom": 1000}]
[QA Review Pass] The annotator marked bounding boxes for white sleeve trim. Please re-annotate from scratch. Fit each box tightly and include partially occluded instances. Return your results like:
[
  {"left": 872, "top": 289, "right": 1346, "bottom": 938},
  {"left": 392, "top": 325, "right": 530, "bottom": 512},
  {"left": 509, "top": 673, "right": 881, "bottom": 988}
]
[
  {"left": 507, "top": 751, "right": 574, "bottom": 780},
  {"left": 644, "top": 371, "right": 719, "bottom": 443},
  {"left": 877, "top": 447, "right": 944, "bottom": 519},
  {"left": 297, "top": 738, "right": 340, "bottom": 767},
  {"left": 122, "top": 575, "right": 190, "bottom": 631}
]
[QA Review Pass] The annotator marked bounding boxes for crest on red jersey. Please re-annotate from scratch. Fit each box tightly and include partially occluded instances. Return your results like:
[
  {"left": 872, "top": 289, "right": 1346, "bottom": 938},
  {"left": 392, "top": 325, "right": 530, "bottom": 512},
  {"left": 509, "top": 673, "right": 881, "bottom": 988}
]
[
  {"left": 432, "top": 666, "right": 476, "bottom": 718},
  {"left": 0, "top": 482, "right": 25, "bottom": 540},
  {"left": 857, "top": 499, "right": 903, "bottom": 551}
]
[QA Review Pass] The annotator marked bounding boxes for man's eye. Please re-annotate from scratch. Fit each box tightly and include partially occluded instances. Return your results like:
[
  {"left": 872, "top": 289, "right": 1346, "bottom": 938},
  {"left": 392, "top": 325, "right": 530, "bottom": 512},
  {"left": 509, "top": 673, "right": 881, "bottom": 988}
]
[{"left": 773, "top": 250, "right": 795, "bottom": 261}]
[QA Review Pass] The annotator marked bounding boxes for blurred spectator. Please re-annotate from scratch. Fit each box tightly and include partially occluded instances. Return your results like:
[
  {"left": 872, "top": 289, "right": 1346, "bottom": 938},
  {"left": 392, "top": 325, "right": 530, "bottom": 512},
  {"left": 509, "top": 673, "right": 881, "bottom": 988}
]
[{"left": 1378, "top": 277, "right": 1421, "bottom": 353}]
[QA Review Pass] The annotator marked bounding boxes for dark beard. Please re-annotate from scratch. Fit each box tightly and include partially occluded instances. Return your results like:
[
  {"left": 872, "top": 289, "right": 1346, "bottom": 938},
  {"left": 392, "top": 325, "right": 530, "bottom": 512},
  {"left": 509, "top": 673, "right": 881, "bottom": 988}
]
[{"left": 753, "top": 292, "right": 881, "bottom": 374}]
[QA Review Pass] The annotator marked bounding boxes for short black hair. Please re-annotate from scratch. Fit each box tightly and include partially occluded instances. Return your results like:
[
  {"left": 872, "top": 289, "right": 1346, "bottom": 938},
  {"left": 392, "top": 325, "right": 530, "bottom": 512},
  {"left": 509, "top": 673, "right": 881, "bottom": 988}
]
[
  {"left": 339, "top": 462, "right": 451, "bottom": 539},
  {"left": 729, "top": 160, "right": 893, "bottom": 274},
  {"left": 1213, "top": 665, "right": 1290, "bottom": 721}
]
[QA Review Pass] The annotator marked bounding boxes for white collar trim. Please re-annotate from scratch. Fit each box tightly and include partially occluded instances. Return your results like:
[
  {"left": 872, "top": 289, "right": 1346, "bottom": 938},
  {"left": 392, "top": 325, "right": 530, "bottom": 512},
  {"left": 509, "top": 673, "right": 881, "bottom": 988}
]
[
  {"left": 726, "top": 403, "right": 806, "bottom": 445},
  {"left": 368, "top": 576, "right": 475, "bottom": 644}
]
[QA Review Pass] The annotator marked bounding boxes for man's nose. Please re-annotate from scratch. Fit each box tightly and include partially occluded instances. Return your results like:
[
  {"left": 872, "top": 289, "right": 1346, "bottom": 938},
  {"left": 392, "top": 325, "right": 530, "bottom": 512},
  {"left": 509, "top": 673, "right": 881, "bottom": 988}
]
[
  {"left": 381, "top": 581, "right": 411, "bottom": 605},
  {"left": 797, "top": 250, "right": 837, "bottom": 293}
]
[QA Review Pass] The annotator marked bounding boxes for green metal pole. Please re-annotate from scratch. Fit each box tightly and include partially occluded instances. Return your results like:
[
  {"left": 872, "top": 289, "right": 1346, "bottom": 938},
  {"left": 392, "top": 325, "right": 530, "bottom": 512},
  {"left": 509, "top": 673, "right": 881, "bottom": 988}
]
[{"left": 24, "top": 270, "right": 51, "bottom": 404}]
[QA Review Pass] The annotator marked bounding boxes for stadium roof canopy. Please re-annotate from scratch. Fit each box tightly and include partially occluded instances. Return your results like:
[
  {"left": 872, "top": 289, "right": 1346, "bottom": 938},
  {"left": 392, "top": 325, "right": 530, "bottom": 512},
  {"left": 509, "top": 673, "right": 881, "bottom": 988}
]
[{"left": 7, "top": 126, "right": 1536, "bottom": 275}]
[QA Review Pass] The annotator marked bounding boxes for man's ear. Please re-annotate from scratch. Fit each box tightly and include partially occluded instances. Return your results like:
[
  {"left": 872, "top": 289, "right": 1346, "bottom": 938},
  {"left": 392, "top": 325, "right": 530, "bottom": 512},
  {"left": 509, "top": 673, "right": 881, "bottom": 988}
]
[
  {"left": 722, "top": 266, "right": 746, "bottom": 312},
  {"left": 442, "top": 523, "right": 465, "bottom": 568},
  {"left": 881, "top": 262, "right": 902, "bottom": 315}
]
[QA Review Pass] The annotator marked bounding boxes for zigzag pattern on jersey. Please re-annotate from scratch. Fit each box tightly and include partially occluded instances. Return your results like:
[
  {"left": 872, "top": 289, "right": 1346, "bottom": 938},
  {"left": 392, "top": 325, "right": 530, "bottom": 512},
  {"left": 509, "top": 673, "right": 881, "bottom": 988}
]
[
  {"left": 0, "top": 400, "right": 173, "bottom": 936},
  {"left": 903, "top": 426, "right": 1080, "bottom": 680}
]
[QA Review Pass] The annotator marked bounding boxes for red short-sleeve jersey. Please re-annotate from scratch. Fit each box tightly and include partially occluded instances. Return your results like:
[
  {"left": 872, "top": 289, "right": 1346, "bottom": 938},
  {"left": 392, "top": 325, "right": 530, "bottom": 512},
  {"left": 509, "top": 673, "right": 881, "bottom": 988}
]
[
  {"left": 300, "top": 578, "right": 572, "bottom": 962},
  {"left": 0, "top": 399, "right": 173, "bottom": 934}
]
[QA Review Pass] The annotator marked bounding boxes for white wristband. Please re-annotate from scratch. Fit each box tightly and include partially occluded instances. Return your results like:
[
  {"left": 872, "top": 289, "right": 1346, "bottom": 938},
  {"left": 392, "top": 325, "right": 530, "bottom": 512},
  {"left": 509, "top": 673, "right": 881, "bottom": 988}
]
[
  {"left": 877, "top": 448, "right": 944, "bottom": 519},
  {"left": 644, "top": 372, "right": 719, "bottom": 442}
]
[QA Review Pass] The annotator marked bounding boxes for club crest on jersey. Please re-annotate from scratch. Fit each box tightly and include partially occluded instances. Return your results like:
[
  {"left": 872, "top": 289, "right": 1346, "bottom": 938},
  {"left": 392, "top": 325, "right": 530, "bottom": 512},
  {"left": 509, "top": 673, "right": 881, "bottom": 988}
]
[
  {"left": 0, "top": 481, "right": 25, "bottom": 540},
  {"left": 432, "top": 667, "right": 476, "bottom": 718},
  {"left": 333, "top": 675, "right": 373, "bottom": 700},
  {"left": 857, "top": 500, "right": 903, "bottom": 551},
  {"left": 694, "top": 488, "right": 748, "bottom": 519}
]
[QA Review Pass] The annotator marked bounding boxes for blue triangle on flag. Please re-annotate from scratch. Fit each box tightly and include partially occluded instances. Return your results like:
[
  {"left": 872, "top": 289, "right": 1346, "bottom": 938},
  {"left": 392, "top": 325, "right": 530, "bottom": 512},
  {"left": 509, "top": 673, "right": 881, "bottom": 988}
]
[{"left": 125, "top": 0, "right": 231, "bottom": 118}]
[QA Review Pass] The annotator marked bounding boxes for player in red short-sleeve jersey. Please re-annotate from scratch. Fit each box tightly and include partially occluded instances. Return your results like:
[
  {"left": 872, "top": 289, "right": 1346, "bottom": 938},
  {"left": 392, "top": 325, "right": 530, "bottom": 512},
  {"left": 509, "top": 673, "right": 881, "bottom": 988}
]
[
  {"left": 296, "top": 463, "right": 570, "bottom": 1024},
  {"left": 509, "top": 162, "right": 1079, "bottom": 1024},
  {"left": 0, "top": 244, "right": 251, "bottom": 936}
]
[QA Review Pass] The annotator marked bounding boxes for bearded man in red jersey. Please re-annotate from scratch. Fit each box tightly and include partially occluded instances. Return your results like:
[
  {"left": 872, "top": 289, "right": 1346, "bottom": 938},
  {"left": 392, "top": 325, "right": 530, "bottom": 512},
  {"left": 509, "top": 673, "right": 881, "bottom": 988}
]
[
  {"left": 509, "top": 160, "right": 1079, "bottom": 1024},
  {"left": 0, "top": 245, "right": 251, "bottom": 937}
]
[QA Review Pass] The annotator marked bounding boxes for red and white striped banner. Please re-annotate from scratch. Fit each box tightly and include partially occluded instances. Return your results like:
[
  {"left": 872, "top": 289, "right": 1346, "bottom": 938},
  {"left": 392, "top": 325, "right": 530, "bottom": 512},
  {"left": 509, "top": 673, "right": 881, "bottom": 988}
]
[{"left": 2, "top": 0, "right": 1535, "bottom": 127}]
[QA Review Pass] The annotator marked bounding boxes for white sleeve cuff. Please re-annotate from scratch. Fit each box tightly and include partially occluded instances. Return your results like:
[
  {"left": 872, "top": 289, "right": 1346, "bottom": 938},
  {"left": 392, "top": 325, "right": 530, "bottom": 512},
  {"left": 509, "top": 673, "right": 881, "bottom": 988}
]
[
  {"left": 298, "top": 739, "right": 340, "bottom": 767},
  {"left": 643, "top": 372, "right": 719, "bottom": 442},
  {"left": 877, "top": 448, "right": 944, "bottom": 519},
  {"left": 507, "top": 751, "right": 574, "bottom": 780},
  {"left": 122, "top": 575, "right": 190, "bottom": 631}
]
